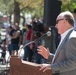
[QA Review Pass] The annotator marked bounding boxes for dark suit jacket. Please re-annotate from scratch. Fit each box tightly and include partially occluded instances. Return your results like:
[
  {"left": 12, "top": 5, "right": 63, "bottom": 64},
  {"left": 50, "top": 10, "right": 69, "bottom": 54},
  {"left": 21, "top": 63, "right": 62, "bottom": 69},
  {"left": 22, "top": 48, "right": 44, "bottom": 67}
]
[{"left": 48, "top": 29, "right": 76, "bottom": 75}]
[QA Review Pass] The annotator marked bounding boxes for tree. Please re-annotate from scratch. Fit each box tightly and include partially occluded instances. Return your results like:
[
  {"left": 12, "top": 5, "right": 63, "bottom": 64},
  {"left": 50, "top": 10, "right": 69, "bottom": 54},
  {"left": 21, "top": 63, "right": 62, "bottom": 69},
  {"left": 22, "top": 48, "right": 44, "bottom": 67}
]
[
  {"left": 61, "top": 0, "right": 76, "bottom": 12},
  {"left": 14, "top": 0, "right": 20, "bottom": 25},
  {"left": 14, "top": 0, "right": 44, "bottom": 25},
  {"left": 0, "top": 0, "right": 14, "bottom": 25},
  {"left": 0, "top": 0, "right": 76, "bottom": 25},
  {"left": 0, "top": 0, "right": 44, "bottom": 25}
]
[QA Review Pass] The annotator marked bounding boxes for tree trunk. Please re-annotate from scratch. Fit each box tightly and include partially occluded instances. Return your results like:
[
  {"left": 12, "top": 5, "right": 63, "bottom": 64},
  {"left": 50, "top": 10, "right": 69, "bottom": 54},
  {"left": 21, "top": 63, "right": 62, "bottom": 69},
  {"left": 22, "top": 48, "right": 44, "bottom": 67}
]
[
  {"left": 20, "top": 16, "right": 25, "bottom": 26},
  {"left": 14, "top": 0, "right": 20, "bottom": 25}
]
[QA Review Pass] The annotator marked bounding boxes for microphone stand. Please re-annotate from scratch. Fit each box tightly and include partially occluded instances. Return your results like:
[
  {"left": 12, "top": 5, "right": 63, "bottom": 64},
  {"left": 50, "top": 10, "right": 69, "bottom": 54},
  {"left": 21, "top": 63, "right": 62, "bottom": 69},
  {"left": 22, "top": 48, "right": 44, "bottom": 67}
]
[
  {"left": 18, "top": 32, "right": 48, "bottom": 57},
  {"left": 18, "top": 29, "right": 51, "bottom": 57}
]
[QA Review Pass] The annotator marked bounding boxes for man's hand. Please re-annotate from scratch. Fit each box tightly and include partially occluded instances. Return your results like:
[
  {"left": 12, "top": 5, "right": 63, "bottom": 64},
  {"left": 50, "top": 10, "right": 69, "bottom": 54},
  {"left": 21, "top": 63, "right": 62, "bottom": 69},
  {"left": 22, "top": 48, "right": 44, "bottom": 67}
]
[
  {"left": 39, "top": 64, "right": 52, "bottom": 72},
  {"left": 37, "top": 46, "right": 50, "bottom": 59}
]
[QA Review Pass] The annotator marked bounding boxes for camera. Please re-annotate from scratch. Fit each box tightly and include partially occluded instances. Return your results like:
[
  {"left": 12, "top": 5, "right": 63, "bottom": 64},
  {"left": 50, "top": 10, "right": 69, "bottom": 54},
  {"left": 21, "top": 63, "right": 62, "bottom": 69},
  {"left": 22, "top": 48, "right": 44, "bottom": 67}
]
[{"left": 32, "top": 21, "right": 44, "bottom": 37}]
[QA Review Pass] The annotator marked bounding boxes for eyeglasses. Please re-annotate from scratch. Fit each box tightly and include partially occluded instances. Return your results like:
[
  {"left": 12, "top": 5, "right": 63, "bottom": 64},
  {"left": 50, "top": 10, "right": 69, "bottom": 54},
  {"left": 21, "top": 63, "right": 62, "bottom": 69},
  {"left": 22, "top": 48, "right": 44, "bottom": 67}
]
[{"left": 56, "top": 19, "right": 64, "bottom": 24}]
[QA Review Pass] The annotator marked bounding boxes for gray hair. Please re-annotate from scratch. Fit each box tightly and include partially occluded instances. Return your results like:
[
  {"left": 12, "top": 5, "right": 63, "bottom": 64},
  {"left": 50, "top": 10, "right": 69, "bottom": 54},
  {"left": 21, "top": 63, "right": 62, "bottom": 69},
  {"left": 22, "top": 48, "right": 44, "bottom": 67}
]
[{"left": 57, "top": 11, "right": 74, "bottom": 26}]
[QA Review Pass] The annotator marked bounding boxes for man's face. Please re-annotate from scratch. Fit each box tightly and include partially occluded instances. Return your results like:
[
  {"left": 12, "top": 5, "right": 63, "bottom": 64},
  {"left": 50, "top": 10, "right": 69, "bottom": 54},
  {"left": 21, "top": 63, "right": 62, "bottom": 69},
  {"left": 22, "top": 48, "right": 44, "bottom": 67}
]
[{"left": 56, "top": 16, "right": 65, "bottom": 34}]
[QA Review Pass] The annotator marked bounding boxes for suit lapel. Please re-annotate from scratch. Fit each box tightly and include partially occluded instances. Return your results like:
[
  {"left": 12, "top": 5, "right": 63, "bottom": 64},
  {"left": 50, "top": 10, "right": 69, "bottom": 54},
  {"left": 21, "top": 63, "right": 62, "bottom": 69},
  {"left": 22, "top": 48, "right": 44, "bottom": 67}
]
[{"left": 52, "top": 29, "right": 73, "bottom": 63}]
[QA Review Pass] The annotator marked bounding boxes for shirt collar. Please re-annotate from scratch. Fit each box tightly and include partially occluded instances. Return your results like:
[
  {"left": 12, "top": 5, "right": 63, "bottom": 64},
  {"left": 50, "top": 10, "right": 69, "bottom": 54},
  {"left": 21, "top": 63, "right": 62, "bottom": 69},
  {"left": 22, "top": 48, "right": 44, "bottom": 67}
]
[
  {"left": 60, "top": 28, "right": 73, "bottom": 45},
  {"left": 61, "top": 28, "right": 73, "bottom": 39}
]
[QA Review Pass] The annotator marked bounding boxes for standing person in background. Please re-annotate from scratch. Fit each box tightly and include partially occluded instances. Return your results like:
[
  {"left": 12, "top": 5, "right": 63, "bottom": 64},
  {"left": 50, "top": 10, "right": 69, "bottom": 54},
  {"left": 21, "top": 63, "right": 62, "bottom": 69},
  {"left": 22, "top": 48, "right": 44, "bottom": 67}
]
[
  {"left": 10, "top": 23, "right": 21, "bottom": 55},
  {"left": 38, "top": 11, "right": 76, "bottom": 75},
  {"left": 1, "top": 39, "right": 6, "bottom": 64},
  {"left": 34, "top": 22, "right": 47, "bottom": 64},
  {"left": 23, "top": 24, "right": 34, "bottom": 62},
  {"left": 6, "top": 26, "right": 12, "bottom": 55}
]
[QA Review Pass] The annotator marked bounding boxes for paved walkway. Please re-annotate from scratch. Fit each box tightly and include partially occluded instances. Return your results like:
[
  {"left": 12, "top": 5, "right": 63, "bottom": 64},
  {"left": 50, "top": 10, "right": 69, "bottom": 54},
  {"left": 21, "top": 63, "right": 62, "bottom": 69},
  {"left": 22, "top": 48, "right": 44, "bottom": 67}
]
[
  {"left": 0, "top": 64, "right": 10, "bottom": 75},
  {"left": 0, "top": 45, "right": 24, "bottom": 75}
]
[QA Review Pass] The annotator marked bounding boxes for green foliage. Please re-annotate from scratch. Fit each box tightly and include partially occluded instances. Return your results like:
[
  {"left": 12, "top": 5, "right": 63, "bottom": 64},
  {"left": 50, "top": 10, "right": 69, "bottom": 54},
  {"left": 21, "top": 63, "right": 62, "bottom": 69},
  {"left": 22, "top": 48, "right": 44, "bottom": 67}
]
[
  {"left": 0, "top": 0, "right": 76, "bottom": 18},
  {"left": 16, "top": 0, "right": 44, "bottom": 18},
  {"left": 0, "top": 0, "right": 44, "bottom": 18},
  {"left": 0, "top": 0, "right": 14, "bottom": 14},
  {"left": 61, "top": 0, "right": 76, "bottom": 12}
]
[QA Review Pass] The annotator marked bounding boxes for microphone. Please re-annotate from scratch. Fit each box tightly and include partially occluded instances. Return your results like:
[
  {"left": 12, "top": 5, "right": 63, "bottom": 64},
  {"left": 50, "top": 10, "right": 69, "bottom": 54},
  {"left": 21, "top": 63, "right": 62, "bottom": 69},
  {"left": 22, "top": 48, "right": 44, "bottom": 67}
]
[
  {"left": 34, "top": 30, "right": 51, "bottom": 42},
  {"left": 46, "top": 27, "right": 51, "bottom": 36},
  {"left": 46, "top": 31, "right": 51, "bottom": 36}
]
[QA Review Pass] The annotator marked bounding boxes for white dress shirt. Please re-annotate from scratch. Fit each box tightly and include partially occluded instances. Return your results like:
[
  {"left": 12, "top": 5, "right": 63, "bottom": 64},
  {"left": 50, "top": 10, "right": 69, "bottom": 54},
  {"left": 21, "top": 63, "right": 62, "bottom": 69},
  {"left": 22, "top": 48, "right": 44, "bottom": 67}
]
[
  {"left": 58, "top": 28, "right": 73, "bottom": 48},
  {"left": 52, "top": 28, "right": 73, "bottom": 63}
]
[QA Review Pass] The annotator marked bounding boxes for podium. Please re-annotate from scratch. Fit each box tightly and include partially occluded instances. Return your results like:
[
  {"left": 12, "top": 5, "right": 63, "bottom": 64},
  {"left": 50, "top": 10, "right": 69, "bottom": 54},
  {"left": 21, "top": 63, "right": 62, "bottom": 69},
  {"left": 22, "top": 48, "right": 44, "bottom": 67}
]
[{"left": 10, "top": 56, "right": 52, "bottom": 75}]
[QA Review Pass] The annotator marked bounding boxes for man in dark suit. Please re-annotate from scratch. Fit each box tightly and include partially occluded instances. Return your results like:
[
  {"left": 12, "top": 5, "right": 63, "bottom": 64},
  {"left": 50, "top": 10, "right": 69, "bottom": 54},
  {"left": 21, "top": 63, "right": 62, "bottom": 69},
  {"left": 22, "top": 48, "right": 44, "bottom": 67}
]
[{"left": 38, "top": 11, "right": 76, "bottom": 75}]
